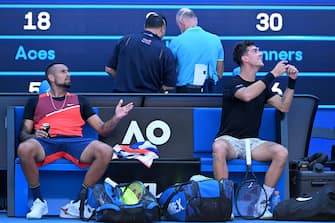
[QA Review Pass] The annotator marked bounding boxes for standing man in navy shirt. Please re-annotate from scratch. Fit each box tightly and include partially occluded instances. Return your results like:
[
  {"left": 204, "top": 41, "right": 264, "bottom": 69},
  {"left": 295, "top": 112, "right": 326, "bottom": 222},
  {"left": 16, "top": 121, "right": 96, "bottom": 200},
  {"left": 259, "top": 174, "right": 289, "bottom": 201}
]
[{"left": 105, "top": 12, "right": 176, "bottom": 93}]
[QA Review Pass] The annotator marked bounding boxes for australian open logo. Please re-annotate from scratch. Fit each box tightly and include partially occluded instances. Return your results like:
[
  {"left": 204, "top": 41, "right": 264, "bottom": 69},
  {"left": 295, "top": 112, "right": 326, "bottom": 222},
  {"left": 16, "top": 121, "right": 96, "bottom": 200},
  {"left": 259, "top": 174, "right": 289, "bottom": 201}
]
[
  {"left": 168, "top": 198, "right": 185, "bottom": 215},
  {"left": 122, "top": 120, "right": 171, "bottom": 146}
]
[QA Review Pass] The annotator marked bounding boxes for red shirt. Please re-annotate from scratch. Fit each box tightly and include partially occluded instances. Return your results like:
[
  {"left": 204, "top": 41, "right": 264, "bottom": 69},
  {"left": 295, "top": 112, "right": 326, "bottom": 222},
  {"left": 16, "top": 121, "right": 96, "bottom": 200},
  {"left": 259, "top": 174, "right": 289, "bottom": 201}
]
[{"left": 24, "top": 92, "right": 95, "bottom": 137}]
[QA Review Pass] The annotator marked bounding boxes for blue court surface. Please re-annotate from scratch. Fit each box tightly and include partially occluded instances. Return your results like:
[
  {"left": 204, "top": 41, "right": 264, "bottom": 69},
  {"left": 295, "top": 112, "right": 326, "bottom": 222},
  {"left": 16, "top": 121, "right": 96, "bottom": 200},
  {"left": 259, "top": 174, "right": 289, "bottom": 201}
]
[{"left": 1, "top": 211, "right": 333, "bottom": 223}]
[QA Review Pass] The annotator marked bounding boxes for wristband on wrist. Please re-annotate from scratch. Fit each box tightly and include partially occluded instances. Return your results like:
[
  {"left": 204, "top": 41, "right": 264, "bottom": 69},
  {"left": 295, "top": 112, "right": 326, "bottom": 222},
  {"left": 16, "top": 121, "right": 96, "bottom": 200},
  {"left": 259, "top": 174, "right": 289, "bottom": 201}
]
[
  {"left": 261, "top": 72, "right": 275, "bottom": 88},
  {"left": 288, "top": 77, "right": 296, "bottom": 89}
]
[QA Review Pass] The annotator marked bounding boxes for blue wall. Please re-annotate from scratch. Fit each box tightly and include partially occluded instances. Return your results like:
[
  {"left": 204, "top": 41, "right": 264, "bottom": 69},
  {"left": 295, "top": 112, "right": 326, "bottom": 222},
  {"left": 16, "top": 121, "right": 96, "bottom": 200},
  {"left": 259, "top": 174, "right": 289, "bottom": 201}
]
[
  {"left": 0, "top": 1, "right": 334, "bottom": 105},
  {"left": 309, "top": 106, "right": 335, "bottom": 159}
]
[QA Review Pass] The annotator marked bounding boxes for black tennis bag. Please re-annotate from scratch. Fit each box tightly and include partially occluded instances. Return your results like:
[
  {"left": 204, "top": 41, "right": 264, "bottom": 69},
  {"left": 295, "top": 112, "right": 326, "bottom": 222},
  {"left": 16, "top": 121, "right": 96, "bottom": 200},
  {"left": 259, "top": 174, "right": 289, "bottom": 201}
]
[
  {"left": 291, "top": 152, "right": 329, "bottom": 171},
  {"left": 273, "top": 184, "right": 335, "bottom": 221},
  {"left": 159, "top": 178, "right": 233, "bottom": 222}
]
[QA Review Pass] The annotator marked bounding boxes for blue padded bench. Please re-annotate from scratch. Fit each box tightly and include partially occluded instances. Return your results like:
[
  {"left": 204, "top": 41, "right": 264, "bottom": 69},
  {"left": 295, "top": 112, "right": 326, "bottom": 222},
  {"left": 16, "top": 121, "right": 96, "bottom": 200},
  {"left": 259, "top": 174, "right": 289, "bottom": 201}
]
[
  {"left": 12, "top": 106, "right": 98, "bottom": 217},
  {"left": 193, "top": 107, "right": 287, "bottom": 200}
]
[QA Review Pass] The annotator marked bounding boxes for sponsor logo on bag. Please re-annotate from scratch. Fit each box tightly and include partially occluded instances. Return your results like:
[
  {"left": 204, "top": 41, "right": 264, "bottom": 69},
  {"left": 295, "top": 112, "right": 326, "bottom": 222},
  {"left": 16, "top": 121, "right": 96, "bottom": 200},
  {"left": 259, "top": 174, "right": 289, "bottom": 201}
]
[{"left": 168, "top": 198, "right": 185, "bottom": 215}]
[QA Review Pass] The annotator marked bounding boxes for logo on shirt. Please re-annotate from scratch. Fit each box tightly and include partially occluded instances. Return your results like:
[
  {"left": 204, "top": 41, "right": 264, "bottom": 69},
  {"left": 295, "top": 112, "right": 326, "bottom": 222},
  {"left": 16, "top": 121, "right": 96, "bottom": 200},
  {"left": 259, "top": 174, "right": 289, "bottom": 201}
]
[
  {"left": 235, "top": 84, "right": 244, "bottom": 89},
  {"left": 141, "top": 38, "right": 152, "bottom": 45}
]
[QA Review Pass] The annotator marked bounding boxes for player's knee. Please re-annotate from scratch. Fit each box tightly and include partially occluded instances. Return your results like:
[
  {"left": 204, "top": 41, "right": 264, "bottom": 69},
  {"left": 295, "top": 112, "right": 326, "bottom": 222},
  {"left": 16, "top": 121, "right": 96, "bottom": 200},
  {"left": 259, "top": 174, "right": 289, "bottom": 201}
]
[
  {"left": 212, "top": 140, "right": 229, "bottom": 159},
  {"left": 94, "top": 144, "right": 113, "bottom": 163},
  {"left": 17, "top": 142, "right": 34, "bottom": 159},
  {"left": 274, "top": 145, "right": 288, "bottom": 163}
]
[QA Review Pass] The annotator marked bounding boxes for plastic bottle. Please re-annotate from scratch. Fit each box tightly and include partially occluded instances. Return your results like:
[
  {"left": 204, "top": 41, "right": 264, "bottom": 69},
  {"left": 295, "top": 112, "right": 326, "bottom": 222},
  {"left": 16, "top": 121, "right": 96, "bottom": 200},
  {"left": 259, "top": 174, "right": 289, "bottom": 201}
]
[{"left": 270, "top": 190, "right": 281, "bottom": 212}]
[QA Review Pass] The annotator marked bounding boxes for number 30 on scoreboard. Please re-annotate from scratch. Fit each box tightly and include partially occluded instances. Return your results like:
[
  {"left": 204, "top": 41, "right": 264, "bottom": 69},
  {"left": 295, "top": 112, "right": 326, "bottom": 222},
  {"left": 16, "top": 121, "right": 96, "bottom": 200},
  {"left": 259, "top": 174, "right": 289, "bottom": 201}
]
[{"left": 256, "top": 12, "right": 283, "bottom": 32}]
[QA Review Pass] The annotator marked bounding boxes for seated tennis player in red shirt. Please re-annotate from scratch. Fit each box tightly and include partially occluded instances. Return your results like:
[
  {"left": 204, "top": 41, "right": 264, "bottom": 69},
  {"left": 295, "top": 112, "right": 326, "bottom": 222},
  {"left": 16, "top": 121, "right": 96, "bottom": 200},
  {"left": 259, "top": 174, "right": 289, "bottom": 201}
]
[{"left": 17, "top": 62, "right": 134, "bottom": 219}]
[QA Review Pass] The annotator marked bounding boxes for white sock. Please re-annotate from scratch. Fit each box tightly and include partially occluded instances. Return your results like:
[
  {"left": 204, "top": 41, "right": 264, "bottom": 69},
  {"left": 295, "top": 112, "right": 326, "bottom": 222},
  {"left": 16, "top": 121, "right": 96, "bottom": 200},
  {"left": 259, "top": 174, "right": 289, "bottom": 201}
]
[
  {"left": 257, "top": 184, "right": 274, "bottom": 205},
  {"left": 263, "top": 184, "right": 274, "bottom": 201}
]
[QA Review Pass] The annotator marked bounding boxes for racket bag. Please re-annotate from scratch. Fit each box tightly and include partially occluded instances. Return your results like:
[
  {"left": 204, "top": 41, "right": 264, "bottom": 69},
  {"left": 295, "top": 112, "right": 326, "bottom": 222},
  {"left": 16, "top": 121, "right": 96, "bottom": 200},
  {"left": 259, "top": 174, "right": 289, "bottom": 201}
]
[
  {"left": 273, "top": 184, "right": 335, "bottom": 221},
  {"left": 85, "top": 180, "right": 160, "bottom": 222},
  {"left": 159, "top": 178, "right": 233, "bottom": 221}
]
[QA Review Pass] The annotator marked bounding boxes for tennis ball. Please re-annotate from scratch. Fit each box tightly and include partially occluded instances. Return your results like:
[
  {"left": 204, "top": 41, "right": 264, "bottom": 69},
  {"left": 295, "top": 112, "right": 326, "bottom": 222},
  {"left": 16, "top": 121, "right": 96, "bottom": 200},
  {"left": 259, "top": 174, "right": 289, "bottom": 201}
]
[{"left": 122, "top": 189, "right": 139, "bottom": 205}]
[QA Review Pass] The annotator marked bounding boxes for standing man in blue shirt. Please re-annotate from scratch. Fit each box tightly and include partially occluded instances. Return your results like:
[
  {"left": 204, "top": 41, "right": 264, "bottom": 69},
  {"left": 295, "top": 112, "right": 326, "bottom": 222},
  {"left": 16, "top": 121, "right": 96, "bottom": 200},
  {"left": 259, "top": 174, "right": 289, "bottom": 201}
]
[
  {"left": 105, "top": 12, "right": 176, "bottom": 93},
  {"left": 169, "top": 8, "right": 224, "bottom": 93}
]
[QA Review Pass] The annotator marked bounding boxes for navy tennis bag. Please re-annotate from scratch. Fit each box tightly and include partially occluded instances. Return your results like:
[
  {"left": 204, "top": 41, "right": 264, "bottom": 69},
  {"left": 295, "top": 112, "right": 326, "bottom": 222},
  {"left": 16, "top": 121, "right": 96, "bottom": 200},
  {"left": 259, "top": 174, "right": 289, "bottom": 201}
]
[
  {"left": 159, "top": 177, "right": 233, "bottom": 221},
  {"left": 86, "top": 180, "right": 160, "bottom": 223}
]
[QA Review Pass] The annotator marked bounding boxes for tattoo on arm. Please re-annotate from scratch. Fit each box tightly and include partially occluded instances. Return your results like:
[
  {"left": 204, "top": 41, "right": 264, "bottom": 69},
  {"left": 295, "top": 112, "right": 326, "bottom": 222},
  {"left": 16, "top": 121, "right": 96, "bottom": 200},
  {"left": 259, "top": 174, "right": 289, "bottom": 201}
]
[{"left": 19, "top": 124, "right": 34, "bottom": 142}]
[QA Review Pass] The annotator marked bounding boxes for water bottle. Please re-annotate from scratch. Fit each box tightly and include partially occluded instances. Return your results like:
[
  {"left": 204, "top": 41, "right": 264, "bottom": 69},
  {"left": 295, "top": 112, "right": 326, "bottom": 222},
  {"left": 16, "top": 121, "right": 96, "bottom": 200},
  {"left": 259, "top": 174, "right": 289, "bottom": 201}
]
[{"left": 270, "top": 190, "right": 281, "bottom": 212}]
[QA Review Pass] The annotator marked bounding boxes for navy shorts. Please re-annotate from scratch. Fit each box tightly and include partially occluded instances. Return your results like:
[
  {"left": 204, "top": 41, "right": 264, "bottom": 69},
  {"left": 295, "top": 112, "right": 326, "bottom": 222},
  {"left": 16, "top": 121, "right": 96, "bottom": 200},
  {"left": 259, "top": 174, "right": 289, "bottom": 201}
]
[{"left": 35, "top": 137, "right": 96, "bottom": 167}]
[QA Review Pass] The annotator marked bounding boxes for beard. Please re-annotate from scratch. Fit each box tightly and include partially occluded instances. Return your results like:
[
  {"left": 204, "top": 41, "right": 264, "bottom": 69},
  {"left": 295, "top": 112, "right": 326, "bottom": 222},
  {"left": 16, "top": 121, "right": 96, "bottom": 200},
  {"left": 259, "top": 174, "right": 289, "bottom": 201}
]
[
  {"left": 56, "top": 80, "right": 72, "bottom": 89},
  {"left": 64, "top": 82, "right": 72, "bottom": 89}
]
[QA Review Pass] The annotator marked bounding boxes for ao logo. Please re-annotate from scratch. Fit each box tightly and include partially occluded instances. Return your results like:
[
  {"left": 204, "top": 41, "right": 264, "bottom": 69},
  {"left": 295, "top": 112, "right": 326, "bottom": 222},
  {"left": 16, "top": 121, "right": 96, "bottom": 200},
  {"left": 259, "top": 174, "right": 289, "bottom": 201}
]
[{"left": 122, "top": 120, "right": 171, "bottom": 145}]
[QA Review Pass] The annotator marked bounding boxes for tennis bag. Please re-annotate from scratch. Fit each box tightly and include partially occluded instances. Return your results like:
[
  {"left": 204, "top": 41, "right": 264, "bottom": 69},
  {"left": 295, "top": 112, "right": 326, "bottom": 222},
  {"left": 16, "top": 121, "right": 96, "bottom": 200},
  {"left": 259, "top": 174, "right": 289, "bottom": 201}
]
[
  {"left": 159, "top": 178, "right": 234, "bottom": 221},
  {"left": 86, "top": 180, "right": 160, "bottom": 223},
  {"left": 273, "top": 184, "right": 335, "bottom": 221}
]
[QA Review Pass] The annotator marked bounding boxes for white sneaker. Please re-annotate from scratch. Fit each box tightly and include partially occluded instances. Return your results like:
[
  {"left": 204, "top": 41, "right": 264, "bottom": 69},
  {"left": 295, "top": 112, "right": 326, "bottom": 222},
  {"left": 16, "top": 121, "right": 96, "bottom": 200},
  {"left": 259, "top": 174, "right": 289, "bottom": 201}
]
[
  {"left": 255, "top": 200, "right": 273, "bottom": 219},
  {"left": 59, "top": 200, "right": 94, "bottom": 219},
  {"left": 230, "top": 213, "right": 234, "bottom": 220},
  {"left": 26, "top": 198, "right": 48, "bottom": 219},
  {"left": 260, "top": 208, "right": 273, "bottom": 220}
]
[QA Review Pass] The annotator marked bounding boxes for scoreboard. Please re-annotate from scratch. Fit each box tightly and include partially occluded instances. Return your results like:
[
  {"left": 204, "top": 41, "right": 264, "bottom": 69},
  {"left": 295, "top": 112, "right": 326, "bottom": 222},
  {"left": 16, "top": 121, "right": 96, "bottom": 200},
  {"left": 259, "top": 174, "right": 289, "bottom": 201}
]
[{"left": 0, "top": 1, "right": 334, "bottom": 104}]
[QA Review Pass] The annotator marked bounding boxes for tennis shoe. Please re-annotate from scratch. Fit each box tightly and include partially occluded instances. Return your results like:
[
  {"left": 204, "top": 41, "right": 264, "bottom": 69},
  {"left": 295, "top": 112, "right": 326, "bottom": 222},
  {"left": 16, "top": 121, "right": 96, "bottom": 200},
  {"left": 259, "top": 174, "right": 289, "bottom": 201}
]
[
  {"left": 260, "top": 208, "right": 273, "bottom": 220},
  {"left": 230, "top": 213, "right": 234, "bottom": 220},
  {"left": 59, "top": 200, "right": 94, "bottom": 219},
  {"left": 26, "top": 198, "right": 48, "bottom": 219},
  {"left": 255, "top": 200, "right": 273, "bottom": 219}
]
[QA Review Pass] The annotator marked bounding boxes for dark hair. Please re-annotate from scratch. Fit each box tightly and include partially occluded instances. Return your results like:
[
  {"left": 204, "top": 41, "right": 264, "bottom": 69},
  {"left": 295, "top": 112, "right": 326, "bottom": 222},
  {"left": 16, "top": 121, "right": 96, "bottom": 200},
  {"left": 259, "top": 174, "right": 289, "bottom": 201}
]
[
  {"left": 45, "top": 62, "right": 65, "bottom": 81},
  {"left": 233, "top": 40, "right": 255, "bottom": 66},
  {"left": 145, "top": 12, "right": 167, "bottom": 28}
]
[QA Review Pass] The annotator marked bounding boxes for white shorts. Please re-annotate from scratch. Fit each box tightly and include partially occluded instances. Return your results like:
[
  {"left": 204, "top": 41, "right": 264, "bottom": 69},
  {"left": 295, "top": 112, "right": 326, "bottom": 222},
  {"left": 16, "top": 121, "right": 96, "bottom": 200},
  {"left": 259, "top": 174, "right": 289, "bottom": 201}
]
[{"left": 214, "top": 135, "right": 266, "bottom": 159}]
